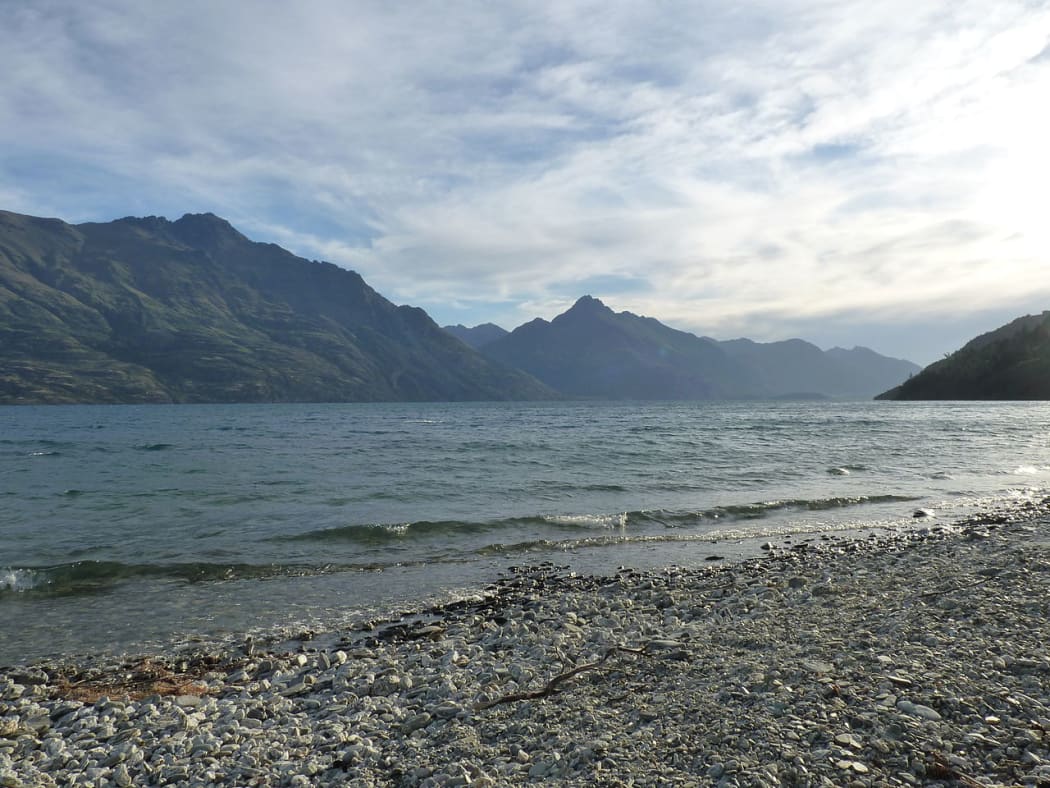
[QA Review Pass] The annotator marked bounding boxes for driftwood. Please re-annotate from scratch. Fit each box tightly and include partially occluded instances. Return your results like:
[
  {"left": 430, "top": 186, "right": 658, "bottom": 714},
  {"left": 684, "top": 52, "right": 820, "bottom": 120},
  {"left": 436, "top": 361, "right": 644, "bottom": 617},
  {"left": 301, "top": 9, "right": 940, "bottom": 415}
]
[
  {"left": 926, "top": 751, "right": 991, "bottom": 788},
  {"left": 919, "top": 576, "right": 993, "bottom": 599},
  {"left": 474, "top": 645, "right": 650, "bottom": 710}
]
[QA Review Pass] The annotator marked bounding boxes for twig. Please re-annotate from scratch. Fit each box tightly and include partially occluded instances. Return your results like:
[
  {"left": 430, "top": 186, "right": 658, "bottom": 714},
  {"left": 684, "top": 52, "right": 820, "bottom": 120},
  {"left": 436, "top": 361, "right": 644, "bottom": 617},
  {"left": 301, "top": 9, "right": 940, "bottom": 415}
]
[
  {"left": 473, "top": 645, "right": 650, "bottom": 710},
  {"left": 920, "top": 577, "right": 993, "bottom": 599},
  {"left": 926, "top": 752, "right": 990, "bottom": 788}
]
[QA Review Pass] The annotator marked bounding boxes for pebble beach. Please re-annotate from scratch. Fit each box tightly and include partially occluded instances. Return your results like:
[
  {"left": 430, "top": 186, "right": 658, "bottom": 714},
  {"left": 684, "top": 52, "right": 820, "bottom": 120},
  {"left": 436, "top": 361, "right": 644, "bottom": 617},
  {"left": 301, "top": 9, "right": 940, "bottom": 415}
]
[{"left": 4, "top": 502, "right": 1050, "bottom": 787}]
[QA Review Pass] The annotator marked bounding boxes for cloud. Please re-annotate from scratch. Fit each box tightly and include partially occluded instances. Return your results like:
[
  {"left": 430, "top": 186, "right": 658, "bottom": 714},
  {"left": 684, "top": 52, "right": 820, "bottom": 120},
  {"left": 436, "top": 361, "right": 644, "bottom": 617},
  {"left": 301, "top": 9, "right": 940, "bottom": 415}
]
[{"left": 2, "top": 0, "right": 1049, "bottom": 361}]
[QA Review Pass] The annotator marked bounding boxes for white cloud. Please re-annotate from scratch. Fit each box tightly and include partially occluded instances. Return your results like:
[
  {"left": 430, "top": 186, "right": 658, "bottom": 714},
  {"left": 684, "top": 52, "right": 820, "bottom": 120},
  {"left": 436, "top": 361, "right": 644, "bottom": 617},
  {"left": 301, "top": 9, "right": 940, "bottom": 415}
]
[{"left": 2, "top": 0, "right": 1049, "bottom": 361}]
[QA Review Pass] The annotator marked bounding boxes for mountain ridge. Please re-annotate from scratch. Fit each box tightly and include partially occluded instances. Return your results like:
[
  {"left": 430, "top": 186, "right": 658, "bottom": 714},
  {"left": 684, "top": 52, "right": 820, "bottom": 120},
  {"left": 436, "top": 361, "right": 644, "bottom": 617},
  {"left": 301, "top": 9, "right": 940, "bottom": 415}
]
[
  {"left": 478, "top": 295, "right": 919, "bottom": 400},
  {"left": 0, "top": 210, "right": 554, "bottom": 404},
  {"left": 443, "top": 322, "right": 508, "bottom": 349},
  {"left": 2, "top": 209, "right": 922, "bottom": 404}
]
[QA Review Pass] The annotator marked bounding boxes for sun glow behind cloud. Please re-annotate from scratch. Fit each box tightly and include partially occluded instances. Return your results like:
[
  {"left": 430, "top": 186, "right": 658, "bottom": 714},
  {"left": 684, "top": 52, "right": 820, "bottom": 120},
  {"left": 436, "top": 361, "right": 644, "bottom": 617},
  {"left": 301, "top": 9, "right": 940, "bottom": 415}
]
[{"left": 1, "top": 0, "right": 1048, "bottom": 362}]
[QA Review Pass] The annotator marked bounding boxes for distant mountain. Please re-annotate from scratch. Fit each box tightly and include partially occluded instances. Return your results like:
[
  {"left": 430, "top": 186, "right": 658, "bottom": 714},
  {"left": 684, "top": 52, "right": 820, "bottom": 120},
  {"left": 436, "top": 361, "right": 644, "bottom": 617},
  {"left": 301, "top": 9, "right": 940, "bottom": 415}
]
[
  {"left": 877, "top": 312, "right": 1050, "bottom": 400},
  {"left": 825, "top": 345, "right": 923, "bottom": 395},
  {"left": 481, "top": 295, "right": 763, "bottom": 399},
  {"left": 481, "top": 296, "right": 919, "bottom": 400},
  {"left": 0, "top": 210, "right": 554, "bottom": 404},
  {"left": 719, "top": 338, "right": 920, "bottom": 399},
  {"left": 443, "top": 322, "right": 508, "bottom": 349}
]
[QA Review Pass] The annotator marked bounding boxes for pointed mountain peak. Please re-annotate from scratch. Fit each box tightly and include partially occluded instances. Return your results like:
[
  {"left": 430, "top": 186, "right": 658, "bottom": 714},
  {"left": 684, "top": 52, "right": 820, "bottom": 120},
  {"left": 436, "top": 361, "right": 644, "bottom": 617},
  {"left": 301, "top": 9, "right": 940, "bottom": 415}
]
[
  {"left": 565, "top": 295, "right": 613, "bottom": 315},
  {"left": 171, "top": 212, "right": 246, "bottom": 249}
]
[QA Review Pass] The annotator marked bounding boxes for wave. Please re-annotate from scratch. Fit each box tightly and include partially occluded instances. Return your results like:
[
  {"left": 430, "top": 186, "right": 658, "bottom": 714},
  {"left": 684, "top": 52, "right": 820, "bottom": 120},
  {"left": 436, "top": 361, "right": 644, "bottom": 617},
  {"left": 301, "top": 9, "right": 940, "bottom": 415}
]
[
  {"left": 1013, "top": 465, "right": 1041, "bottom": 475},
  {"left": 278, "top": 519, "right": 507, "bottom": 544},
  {"left": 536, "top": 481, "right": 630, "bottom": 493},
  {"left": 135, "top": 443, "right": 174, "bottom": 452},
  {"left": 628, "top": 495, "right": 920, "bottom": 528},
  {"left": 544, "top": 513, "right": 628, "bottom": 528},
  {"left": 1, "top": 494, "right": 936, "bottom": 598},
  {"left": 472, "top": 518, "right": 907, "bottom": 559},
  {"left": 282, "top": 494, "right": 921, "bottom": 544},
  {"left": 0, "top": 560, "right": 363, "bottom": 598}
]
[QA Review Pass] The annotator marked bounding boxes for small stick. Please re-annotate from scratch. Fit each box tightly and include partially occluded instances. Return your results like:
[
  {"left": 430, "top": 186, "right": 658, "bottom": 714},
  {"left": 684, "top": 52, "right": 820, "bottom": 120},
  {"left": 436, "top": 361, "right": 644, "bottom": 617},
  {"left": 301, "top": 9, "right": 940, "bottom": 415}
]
[
  {"left": 920, "top": 577, "right": 992, "bottom": 599},
  {"left": 927, "top": 752, "right": 989, "bottom": 788},
  {"left": 474, "top": 645, "right": 651, "bottom": 710}
]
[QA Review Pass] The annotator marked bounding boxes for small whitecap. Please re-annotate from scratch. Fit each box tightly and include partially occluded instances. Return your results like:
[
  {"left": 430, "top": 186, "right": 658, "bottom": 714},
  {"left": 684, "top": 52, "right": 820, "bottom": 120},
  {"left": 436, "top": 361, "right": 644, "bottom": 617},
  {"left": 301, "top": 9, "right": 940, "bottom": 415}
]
[
  {"left": 0, "top": 568, "right": 38, "bottom": 593},
  {"left": 544, "top": 513, "right": 627, "bottom": 529},
  {"left": 1013, "top": 465, "right": 1039, "bottom": 475}
]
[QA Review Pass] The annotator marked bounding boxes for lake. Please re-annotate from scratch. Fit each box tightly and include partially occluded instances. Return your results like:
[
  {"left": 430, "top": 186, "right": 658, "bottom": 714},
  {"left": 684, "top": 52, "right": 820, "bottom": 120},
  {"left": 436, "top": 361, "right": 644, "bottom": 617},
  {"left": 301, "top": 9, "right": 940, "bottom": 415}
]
[{"left": 2, "top": 400, "right": 1048, "bottom": 664}]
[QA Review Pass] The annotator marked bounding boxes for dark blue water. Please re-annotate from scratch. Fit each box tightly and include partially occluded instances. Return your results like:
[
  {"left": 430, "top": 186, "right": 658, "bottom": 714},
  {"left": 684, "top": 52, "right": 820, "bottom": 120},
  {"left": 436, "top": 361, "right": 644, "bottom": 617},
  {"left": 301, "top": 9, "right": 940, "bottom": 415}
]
[{"left": 2, "top": 400, "right": 1049, "bottom": 664}]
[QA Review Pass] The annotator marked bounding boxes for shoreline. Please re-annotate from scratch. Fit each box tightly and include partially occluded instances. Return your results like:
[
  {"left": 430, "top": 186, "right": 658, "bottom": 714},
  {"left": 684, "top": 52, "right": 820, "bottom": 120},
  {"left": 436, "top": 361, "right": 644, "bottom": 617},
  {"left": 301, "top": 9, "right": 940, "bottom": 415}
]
[{"left": 3, "top": 502, "right": 1050, "bottom": 786}]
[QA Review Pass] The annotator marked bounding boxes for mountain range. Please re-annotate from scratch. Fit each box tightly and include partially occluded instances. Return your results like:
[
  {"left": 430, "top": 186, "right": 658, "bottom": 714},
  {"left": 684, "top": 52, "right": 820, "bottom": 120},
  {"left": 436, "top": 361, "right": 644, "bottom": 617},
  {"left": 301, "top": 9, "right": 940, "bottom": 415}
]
[
  {"left": 0, "top": 209, "right": 922, "bottom": 404},
  {"left": 443, "top": 323, "right": 508, "bottom": 349},
  {"left": 877, "top": 311, "right": 1050, "bottom": 400},
  {"left": 467, "top": 296, "right": 919, "bottom": 400},
  {"left": 0, "top": 210, "right": 552, "bottom": 403}
]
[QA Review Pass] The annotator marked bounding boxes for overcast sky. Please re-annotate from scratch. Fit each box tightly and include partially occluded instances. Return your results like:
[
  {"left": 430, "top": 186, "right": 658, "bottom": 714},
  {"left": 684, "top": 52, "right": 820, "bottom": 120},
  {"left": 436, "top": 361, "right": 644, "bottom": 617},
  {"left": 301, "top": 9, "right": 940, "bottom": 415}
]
[{"left": 3, "top": 1, "right": 1049, "bottom": 364}]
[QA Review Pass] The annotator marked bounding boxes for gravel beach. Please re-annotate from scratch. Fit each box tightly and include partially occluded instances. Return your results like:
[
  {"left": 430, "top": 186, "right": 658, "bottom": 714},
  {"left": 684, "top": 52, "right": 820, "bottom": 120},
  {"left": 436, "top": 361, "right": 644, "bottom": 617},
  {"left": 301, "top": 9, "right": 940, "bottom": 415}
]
[{"left": 3, "top": 501, "right": 1050, "bottom": 787}]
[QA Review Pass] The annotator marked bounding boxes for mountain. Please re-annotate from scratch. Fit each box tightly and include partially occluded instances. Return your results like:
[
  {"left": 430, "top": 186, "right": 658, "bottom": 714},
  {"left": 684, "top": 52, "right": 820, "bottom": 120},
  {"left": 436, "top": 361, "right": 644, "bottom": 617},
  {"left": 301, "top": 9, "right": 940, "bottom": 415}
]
[
  {"left": 877, "top": 312, "right": 1050, "bottom": 400},
  {"left": 719, "top": 338, "right": 920, "bottom": 399},
  {"left": 825, "top": 345, "right": 923, "bottom": 395},
  {"left": 0, "top": 210, "right": 554, "bottom": 404},
  {"left": 443, "top": 322, "right": 508, "bottom": 349},
  {"left": 480, "top": 296, "right": 758, "bottom": 399},
  {"left": 481, "top": 296, "right": 919, "bottom": 400}
]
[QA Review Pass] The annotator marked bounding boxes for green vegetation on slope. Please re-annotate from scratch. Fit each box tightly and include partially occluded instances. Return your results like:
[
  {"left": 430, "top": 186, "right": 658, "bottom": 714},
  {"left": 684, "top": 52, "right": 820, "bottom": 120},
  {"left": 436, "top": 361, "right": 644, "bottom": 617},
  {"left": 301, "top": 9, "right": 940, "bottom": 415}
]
[{"left": 877, "top": 312, "right": 1050, "bottom": 400}]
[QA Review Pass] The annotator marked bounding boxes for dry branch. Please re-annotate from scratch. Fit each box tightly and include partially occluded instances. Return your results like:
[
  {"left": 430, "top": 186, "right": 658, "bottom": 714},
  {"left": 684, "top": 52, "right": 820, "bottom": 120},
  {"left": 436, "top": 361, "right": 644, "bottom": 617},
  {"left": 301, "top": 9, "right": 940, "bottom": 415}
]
[
  {"left": 926, "top": 752, "right": 991, "bottom": 788},
  {"left": 474, "top": 645, "right": 651, "bottom": 710}
]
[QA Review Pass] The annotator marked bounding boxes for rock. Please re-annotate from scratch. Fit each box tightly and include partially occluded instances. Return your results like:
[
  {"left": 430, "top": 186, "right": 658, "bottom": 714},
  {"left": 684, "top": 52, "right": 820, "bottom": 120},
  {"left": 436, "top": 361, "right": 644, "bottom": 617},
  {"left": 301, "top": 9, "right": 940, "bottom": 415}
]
[
  {"left": 529, "top": 761, "right": 552, "bottom": 779},
  {"left": 402, "top": 713, "right": 431, "bottom": 733},
  {"left": 431, "top": 701, "right": 462, "bottom": 719},
  {"left": 896, "top": 700, "right": 941, "bottom": 721},
  {"left": 801, "top": 660, "right": 835, "bottom": 674},
  {"left": 645, "top": 639, "right": 685, "bottom": 651},
  {"left": 112, "top": 763, "right": 133, "bottom": 788},
  {"left": 409, "top": 625, "right": 445, "bottom": 641},
  {"left": 835, "top": 733, "right": 861, "bottom": 749}
]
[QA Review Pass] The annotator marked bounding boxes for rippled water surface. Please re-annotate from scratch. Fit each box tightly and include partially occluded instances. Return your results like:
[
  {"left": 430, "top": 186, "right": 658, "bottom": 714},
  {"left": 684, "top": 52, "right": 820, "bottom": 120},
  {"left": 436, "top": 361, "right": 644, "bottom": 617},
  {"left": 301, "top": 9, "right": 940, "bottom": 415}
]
[{"left": 2, "top": 400, "right": 1049, "bottom": 663}]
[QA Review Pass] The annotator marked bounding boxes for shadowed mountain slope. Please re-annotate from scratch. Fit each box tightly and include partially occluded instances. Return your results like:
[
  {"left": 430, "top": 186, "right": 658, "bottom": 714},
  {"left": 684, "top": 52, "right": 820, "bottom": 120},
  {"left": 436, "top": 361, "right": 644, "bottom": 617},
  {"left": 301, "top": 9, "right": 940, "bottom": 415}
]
[
  {"left": 0, "top": 210, "right": 553, "bottom": 404},
  {"left": 719, "top": 338, "right": 919, "bottom": 399},
  {"left": 482, "top": 296, "right": 919, "bottom": 400},
  {"left": 877, "top": 312, "right": 1050, "bottom": 400},
  {"left": 443, "top": 323, "right": 508, "bottom": 349}
]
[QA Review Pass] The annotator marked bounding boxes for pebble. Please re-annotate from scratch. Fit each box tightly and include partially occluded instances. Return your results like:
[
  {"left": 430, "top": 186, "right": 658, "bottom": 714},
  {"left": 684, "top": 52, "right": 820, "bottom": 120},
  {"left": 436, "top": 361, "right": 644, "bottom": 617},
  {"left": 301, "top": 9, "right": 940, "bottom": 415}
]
[
  {"left": 896, "top": 700, "right": 942, "bottom": 720},
  {"left": 2, "top": 512, "right": 1050, "bottom": 786}
]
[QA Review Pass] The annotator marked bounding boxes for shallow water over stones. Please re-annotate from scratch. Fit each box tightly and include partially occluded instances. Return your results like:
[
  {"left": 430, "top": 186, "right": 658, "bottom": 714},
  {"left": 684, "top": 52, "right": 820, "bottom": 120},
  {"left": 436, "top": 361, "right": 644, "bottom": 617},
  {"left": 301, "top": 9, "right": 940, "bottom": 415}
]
[{"left": 2, "top": 506, "right": 1050, "bottom": 786}]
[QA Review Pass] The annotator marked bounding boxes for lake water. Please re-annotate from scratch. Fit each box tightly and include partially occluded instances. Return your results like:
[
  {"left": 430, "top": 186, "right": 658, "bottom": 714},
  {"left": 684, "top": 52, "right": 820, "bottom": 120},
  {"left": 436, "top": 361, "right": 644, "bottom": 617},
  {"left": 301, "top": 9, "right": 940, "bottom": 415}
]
[{"left": 2, "top": 400, "right": 1049, "bottom": 665}]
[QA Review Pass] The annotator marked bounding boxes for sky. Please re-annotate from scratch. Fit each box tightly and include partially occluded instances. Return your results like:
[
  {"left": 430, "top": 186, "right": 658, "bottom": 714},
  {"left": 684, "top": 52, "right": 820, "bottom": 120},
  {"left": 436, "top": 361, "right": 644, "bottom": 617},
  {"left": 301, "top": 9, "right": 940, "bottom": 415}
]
[{"left": 2, "top": 1, "right": 1050, "bottom": 365}]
